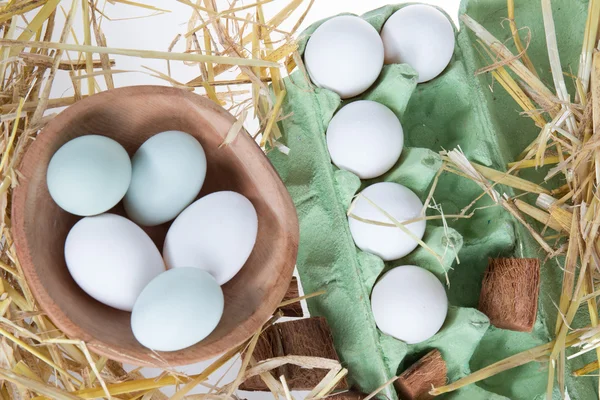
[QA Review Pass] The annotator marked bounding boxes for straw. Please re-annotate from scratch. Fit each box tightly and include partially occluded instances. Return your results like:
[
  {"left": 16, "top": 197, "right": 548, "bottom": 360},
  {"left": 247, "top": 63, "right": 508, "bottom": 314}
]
[
  {"left": 439, "top": 6, "right": 600, "bottom": 386},
  {"left": 0, "top": 39, "right": 280, "bottom": 67},
  {"left": 506, "top": 0, "right": 537, "bottom": 76}
]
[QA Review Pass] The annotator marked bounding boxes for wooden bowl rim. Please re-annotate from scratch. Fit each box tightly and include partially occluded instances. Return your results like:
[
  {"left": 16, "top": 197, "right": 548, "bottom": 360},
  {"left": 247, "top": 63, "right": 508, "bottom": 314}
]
[{"left": 11, "top": 85, "right": 299, "bottom": 367}]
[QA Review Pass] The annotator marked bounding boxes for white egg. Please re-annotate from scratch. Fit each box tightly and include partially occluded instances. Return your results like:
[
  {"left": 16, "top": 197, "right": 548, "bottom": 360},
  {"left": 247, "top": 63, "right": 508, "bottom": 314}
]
[
  {"left": 131, "top": 268, "right": 224, "bottom": 352},
  {"left": 371, "top": 265, "right": 448, "bottom": 344},
  {"left": 304, "top": 16, "right": 384, "bottom": 99},
  {"left": 348, "top": 182, "right": 425, "bottom": 261},
  {"left": 381, "top": 5, "right": 455, "bottom": 83},
  {"left": 163, "top": 191, "right": 258, "bottom": 284},
  {"left": 124, "top": 131, "right": 207, "bottom": 227},
  {"left": 64, "top": 213, "right": 165, "bottom": 311},
  {"left": 327, "top": 101, "right": 403, "bottom": 179}
]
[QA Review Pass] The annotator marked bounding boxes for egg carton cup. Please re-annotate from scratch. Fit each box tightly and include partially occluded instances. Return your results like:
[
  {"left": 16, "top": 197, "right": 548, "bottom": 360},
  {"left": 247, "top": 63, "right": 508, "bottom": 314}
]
[{"left": 268, "top": 2, "right": 593, "bottom": 400}]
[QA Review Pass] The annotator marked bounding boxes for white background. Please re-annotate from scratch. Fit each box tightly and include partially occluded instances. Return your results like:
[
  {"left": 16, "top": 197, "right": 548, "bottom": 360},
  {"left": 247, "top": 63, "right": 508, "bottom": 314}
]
[{"left": 34, "top": 0, "right": 460, "bottom": 398}]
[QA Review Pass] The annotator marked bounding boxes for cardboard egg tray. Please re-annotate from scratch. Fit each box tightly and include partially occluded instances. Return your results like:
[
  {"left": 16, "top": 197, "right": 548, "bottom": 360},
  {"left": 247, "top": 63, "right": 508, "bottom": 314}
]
[{"left": 268, "top": 1, "right": 593, "bottom": 399}]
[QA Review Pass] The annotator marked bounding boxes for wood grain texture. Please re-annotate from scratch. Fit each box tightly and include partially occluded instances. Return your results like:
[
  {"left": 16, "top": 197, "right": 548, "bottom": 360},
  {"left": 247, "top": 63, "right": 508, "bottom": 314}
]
[{"left": 12, "top": 85, "right": 299, "bottom": 367}]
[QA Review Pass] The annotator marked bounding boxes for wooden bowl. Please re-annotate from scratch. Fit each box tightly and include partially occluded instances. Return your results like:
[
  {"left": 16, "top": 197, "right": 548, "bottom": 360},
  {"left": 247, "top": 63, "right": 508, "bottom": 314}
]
[{"left": 12, "top": 86, "right": 299, "bottom": 367}]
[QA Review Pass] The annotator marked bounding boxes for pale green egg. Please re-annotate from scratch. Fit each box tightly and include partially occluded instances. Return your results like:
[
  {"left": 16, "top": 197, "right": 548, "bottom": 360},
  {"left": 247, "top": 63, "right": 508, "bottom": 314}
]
[
  {"left": 124, "top": 131, "right": 207, "bottom": 227},
  {"left": 47, "top": 135, "right": 132, "bottom": 216},
  {"left": 131, "top": 268, "right": 223, "bottom": 351}
]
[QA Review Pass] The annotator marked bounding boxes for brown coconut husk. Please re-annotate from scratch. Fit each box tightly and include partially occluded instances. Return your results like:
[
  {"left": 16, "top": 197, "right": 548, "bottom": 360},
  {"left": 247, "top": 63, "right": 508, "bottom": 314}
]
[
  {"left": 278, "top": 276, "right": 304, "bottom": 317},
  {"left": 395, "top": 350, "right": 447, "bottom": 400},
  {"left": 478, "top": 258, "right": 541, "bottom": 332},
  {"left": 241, "top": 317, "right": 347, "bottom": 391}
]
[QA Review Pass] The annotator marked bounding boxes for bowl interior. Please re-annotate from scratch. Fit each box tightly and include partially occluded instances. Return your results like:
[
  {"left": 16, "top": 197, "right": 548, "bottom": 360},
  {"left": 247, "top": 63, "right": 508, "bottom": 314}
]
[{"left": 12, "top": 86, "right": 298, "bottom": 366}]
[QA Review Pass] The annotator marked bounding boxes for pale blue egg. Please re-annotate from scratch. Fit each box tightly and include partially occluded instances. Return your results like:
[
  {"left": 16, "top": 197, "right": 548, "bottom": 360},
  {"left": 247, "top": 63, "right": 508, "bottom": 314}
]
[
  {"left": 131, "top": 268, "right": 223, "bottom": 351},
  {"left": 124, "top": 131, "right": 207, "bottom": 227},
  {"left": 47, "top": 135, "right": 131, "bottom": 216}
]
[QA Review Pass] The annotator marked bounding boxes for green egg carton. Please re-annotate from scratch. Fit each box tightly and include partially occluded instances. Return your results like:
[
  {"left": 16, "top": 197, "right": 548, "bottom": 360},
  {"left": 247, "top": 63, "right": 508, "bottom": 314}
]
[{"left": 268, "top": 1, "right": 594, "bottom": 399}]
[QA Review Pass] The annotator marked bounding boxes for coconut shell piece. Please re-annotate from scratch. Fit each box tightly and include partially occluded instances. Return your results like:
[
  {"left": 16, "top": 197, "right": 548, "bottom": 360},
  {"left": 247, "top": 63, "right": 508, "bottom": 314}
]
[
  {"left": 478, "top": 258, "right": 541, "bottom": 332},
  {"left": 395, "top": 349, "right": 447, "bottom": 400},
  {"left": 240, "top": 317, "right": 347, "bottom": 391},
  {"left": 278, "top": 277, "right": 304, "bottom": 317},
  {"left": 327, "top": 391, "right": 366, "bottom": 400}
]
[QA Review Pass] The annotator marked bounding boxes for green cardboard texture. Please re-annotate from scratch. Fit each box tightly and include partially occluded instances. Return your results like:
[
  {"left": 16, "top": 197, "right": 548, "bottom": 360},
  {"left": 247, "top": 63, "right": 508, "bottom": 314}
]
[{"left": 268, "top": 1, "right": 594, "bottom": 399}]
